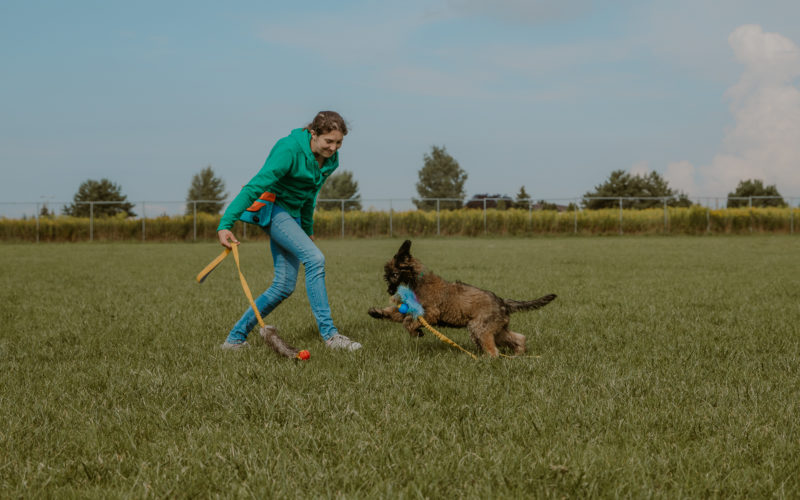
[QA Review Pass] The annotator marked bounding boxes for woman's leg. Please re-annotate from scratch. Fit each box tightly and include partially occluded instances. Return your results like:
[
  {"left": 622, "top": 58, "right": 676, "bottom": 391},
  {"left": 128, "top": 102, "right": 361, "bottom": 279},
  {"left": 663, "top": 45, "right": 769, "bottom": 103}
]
[
  {"left": 265, "top": 206, "right": 339, "bottom": 341},
  {"left": 224, "top": 212, "right": 300, "bottom": 345}
]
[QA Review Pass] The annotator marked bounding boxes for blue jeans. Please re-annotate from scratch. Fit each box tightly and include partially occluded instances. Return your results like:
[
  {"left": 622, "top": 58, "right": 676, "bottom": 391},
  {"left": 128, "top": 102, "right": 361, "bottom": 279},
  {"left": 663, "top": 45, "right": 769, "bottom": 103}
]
[{"left": 226, "top": 204, "right": 338, "bottom": 343}]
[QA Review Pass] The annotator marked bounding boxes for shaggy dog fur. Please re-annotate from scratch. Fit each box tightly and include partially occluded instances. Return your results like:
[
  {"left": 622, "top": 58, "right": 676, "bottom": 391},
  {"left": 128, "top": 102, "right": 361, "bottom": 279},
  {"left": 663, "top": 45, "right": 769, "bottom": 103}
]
[{"left": 368, "top": 240, "right": 556, "bottom": 357}]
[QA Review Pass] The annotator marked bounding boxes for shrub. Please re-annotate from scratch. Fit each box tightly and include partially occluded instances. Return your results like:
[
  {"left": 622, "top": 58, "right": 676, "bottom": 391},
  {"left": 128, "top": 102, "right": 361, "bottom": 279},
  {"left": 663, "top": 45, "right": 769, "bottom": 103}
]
[{"left": 1, "top": 208, "right": 798, "bottom": 241}]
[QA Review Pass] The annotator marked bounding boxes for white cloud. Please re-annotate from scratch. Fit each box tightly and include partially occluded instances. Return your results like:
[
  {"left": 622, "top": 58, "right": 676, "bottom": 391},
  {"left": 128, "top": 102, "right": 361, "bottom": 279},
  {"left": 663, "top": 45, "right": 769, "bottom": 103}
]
[
  {"left": 664, "top": 160, "right": 697, "bottom": 195},
  {"left": 639, "top": 1, "right": 800, "bottom": 84},
  {"left": 671, "top": 25, "right": 800, "bottom": 197}
]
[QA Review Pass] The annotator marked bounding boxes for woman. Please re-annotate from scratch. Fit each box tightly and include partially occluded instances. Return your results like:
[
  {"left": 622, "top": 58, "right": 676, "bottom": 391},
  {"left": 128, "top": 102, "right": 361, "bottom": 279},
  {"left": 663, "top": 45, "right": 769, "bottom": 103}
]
[{"left": 216, "top": 111, "right": 362, "bottom": 351}]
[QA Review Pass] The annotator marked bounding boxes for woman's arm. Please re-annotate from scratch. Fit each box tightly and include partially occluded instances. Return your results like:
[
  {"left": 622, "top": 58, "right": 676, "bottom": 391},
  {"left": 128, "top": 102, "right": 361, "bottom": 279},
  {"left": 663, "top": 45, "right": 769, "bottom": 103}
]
[
  {"left": 217, "top": 229, "right": 239, "bottom": 249},
  {"left": 217, "top": 144, "right": 294, "bottom": 232}
]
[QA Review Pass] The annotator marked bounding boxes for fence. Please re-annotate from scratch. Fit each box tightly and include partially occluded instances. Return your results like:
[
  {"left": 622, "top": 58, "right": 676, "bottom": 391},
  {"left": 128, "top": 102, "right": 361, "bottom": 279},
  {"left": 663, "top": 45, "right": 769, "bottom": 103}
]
[{"left": 1, "top": 196, "right": 798, "bottom": 242}]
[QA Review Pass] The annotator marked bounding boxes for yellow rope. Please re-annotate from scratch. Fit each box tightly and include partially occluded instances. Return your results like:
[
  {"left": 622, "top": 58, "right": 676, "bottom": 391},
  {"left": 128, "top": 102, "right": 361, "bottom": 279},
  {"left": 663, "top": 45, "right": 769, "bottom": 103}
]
[
  {"left": 196, "top": 244, "right": 266, "bottom": 327},
  {"left": 417, "top": 316, "right": 478, "bottom": 360},
  {"left": 198, "top": 244, "right": 311, "bottom": 360},
  {"left": 230, "top": 243, "right": 266, "bottom": 328},
  {"left": 195, "top": 247, "right": 230, "bottom": 283},
  {"left": 417, "top": 316, "right": 538, "bottom": 359}
]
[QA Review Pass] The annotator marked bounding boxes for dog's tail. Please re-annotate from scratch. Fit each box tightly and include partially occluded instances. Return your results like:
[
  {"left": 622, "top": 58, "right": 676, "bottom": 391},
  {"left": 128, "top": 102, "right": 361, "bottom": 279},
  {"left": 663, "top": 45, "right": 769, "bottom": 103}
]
[{"left": 503, "top": 294, "right": 557, "bottom": 313}]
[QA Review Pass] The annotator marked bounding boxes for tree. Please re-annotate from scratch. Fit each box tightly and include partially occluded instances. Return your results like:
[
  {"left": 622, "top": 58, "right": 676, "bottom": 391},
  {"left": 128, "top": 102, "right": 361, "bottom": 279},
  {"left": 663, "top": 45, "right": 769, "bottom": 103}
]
[
  {"left": 63, "top": 178, "right": 136, "bottom": 217},
  {"left": 317, "top": 170, "right": 362, "bottom": 211},
  {"left": 535, "top": 200, "right": 560, "bottom": 211},
  {"left": 514, "top": 186, "right": 531, "bottom": 209},
  {"left": 465, "top": 194, "right": 514, "bottom": 210},
  {"left": 186, "top": 165, "right": 227, "bottom": 215},
  {"left": 726, "top": 179, "right": 786, "bottom": 208},
  {"left": 413, "top": 145, "right": 468, "bottom": 210},
  {"left": 582, "top": 170, "right": 691, "bottom": 209}
]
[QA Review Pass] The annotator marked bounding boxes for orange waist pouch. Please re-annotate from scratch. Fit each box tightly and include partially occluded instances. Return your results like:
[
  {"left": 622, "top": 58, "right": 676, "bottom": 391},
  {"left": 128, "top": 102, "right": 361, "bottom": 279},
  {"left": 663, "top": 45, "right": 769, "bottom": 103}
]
[{"left": 239, "top": 191, "right": 276, "bottom": 227}]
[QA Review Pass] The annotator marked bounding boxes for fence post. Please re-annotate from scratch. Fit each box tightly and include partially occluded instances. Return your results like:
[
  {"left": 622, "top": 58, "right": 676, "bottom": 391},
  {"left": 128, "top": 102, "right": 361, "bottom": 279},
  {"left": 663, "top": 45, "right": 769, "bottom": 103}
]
[
  {"left": 90, "top": 202, "right": 94, "bottom": 242},
  {"left": 436, "top": 199, "right": 440, "bottom": 236},
  {"left": 574, "top": 200, "right": 578, "bottom": 234},
  {"left": 618, "top": 198, "right": 623, "bottom": 235},
  {"left": 389, "top": 200, "right": 393, "bottom": 238},
  {"left": 35, "top": 202, "right": 40, "bottom": 243},
  {"left": 663, "top": 198, "right": 668, "bottom": 233},
  {"left": 341, "top": 199, "right": 345, "bottom": 238},
  {"left": 142, "top": 202, "right": 146, "bottom": 241},
  {"left": 706, "top": 207, "right": 711, "bottom": 234},
  {"left": 483, "top": 198, "right": 487, "bottom": 235}
]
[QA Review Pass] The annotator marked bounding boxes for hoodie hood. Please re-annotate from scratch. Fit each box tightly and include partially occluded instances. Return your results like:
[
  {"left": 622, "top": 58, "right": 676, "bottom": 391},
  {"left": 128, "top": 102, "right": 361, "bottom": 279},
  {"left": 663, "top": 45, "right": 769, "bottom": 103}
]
[{"left": 289, "top": 127, "right": 339, "bottom": 167}]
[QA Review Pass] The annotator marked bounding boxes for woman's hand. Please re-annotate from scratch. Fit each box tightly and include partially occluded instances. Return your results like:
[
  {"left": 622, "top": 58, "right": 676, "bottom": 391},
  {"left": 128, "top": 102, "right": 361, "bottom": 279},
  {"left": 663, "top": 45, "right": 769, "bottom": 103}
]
[{"left": 218, "top": 229, "right": 239, "bottom": 249}]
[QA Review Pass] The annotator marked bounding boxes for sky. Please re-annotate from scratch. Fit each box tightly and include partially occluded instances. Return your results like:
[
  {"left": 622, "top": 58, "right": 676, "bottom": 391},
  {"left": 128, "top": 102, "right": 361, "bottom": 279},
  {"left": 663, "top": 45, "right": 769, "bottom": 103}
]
[{"left": 2, "top": 0, "right": 800, "bottom": 215}]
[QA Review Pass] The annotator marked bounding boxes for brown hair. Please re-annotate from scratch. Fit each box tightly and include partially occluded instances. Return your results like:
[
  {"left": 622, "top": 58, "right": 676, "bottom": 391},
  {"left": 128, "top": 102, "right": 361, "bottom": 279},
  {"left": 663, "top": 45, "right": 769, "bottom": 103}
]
[{"left": 304, "top": 111, "right": 349, "bottom": 136}]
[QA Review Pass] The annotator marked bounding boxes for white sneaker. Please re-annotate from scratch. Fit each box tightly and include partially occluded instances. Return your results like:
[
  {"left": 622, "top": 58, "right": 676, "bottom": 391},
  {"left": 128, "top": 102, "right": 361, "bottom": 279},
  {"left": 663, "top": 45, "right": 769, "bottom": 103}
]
[
  {"left": 325, "top": 334, "right": 362, "bottom": 351},
  {"left": 220, "top": 340, "right": 250, "bottom": 350}
]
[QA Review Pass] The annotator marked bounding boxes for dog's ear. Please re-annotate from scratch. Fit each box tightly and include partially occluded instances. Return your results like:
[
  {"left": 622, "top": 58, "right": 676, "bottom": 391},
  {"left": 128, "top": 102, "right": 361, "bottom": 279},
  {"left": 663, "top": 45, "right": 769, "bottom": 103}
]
[{"left": 394, "top": 240, "right": 412, "bottom": 262}]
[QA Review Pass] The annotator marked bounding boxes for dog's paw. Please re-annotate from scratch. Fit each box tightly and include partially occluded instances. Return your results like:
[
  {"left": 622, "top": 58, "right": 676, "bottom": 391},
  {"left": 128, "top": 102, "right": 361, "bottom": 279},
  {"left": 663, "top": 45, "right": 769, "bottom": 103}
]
[{"left": 367, "top": 308, "right": 383, "bottom": 319}]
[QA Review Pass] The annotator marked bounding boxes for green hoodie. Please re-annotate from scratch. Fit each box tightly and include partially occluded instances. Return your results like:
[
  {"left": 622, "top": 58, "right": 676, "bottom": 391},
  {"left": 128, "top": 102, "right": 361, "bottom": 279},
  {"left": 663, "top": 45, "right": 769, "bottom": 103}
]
[{"left": 217, "top": 128, "right": 339, "bottom": 235}]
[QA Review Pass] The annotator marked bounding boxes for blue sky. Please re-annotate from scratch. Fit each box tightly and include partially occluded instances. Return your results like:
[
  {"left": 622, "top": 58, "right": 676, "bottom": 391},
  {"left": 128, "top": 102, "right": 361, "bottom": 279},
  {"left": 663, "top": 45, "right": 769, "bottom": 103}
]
[{"left": 2, "top": 0, "right": 800, "bottom": 214}]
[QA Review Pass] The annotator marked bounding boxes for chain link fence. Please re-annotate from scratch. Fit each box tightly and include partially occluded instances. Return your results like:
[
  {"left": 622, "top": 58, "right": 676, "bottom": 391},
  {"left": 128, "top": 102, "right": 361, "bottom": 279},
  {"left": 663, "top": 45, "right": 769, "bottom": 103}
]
[{"left": 1, "top": 196, "right": 798, "bottom": 242}]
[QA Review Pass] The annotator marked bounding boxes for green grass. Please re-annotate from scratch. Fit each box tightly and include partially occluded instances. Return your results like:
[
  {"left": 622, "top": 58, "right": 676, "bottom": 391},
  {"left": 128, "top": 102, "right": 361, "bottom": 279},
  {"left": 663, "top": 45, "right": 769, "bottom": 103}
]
[{"left": 1, "top": 237, "right": 799, "bottom": 498}]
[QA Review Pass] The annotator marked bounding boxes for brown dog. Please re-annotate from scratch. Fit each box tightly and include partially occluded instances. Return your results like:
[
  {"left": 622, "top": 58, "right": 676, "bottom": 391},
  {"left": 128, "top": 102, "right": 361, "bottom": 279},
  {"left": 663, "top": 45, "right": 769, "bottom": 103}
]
[{"left": 368, "top": 240, "right": 556, "bottom": 357}]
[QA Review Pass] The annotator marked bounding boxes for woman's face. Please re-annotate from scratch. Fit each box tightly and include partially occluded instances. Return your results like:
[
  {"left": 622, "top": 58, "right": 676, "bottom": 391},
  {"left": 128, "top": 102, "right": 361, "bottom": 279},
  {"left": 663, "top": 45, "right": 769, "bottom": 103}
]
[{"left": 310, "top": 130, "right": 344, "bottom": 159}]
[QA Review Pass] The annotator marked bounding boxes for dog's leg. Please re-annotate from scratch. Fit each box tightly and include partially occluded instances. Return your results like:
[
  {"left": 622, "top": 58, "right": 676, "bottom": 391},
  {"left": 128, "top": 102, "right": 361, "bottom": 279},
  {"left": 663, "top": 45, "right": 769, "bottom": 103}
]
[
  {"left": 367, "top": 306, "right": 405, "bottom": 323},
  {"left": 367, "top": 307, "right": 424, "bottom": 336},
  {"left": 403, "top": 317, "right": 424, "bottom": 337},
  {"left": 496, "top": 329, "right": 527, "bottom": 355},
  {"left": 468, "top": 320, "right": 500, "bottom": 358}
]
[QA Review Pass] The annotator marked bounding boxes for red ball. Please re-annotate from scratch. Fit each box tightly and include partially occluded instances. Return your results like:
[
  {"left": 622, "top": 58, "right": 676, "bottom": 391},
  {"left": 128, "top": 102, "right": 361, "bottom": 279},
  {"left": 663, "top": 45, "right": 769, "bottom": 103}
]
[{"left": 297, "top": 350, "right": 310, "bottom": 360}]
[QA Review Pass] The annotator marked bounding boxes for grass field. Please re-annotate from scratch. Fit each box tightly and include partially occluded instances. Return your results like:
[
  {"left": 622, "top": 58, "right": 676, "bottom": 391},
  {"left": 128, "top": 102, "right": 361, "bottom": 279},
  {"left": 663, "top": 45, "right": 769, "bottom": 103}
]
[{"left": 1, "top": 236, "right": 799, "bottom": 498}]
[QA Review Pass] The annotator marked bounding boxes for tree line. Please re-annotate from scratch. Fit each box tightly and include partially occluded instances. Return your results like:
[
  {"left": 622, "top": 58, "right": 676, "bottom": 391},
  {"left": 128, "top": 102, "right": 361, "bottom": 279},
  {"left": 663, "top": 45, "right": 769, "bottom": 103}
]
[{"left": 51, "top": 147, "right": 790, "bottom": 218}]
